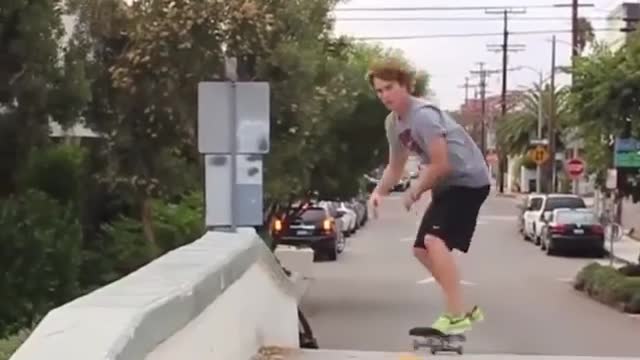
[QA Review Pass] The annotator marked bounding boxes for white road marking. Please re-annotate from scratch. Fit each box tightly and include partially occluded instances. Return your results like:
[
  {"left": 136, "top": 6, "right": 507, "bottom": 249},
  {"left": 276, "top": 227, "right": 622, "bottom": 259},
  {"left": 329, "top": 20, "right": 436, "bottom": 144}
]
[
  {"left": 417, "top": 277, "right": 436, "bottom": 285},
  {"left": 556, "top": 277, "right": 575, "bottom": 283},
  {"left": 417, "top": 277, "right": 476, "bottom": 286},
  {"left": 400, "top": 237, "right": 415, "bottom": 242},
  {"left": 629, "top": 314, "right": 640, "bottom": 320}
]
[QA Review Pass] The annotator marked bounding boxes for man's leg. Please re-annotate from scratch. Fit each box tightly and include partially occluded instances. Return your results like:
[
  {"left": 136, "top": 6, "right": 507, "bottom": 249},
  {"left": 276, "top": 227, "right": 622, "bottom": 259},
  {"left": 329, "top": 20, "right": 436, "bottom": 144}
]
[
  {"left": 413, "top": 193, "right": 472, "bottom": 334},
  {"left": 415, "top": 235, "right": 464, "bottom": 315}
]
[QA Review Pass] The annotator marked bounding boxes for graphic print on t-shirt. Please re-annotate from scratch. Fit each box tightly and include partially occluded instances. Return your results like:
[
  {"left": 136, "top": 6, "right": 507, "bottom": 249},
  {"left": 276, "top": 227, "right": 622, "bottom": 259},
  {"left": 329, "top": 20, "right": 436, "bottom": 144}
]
[{"left": 398, "top": 128, "right": 425, "bottom": 156}]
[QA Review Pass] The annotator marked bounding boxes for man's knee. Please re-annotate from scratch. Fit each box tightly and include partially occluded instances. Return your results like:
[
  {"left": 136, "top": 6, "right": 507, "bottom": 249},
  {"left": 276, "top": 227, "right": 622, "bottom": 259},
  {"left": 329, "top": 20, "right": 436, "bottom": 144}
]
[
  {"left": 413, "top": 246, "right": 427, "bottom": 259},
  {"left": 423, "top": 234, "right": 448, "bottom": 252}
]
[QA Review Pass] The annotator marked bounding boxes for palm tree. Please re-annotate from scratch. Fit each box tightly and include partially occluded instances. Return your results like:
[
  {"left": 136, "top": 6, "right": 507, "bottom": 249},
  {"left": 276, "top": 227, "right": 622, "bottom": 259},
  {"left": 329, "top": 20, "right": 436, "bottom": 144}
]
[{"left": 497, "top": 83, "right": 571, "bottom": 157}]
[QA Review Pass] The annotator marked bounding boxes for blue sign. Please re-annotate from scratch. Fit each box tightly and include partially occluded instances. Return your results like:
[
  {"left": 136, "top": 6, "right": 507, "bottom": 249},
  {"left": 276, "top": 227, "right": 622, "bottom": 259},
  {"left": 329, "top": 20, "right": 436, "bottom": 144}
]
[{"left": 614, "top": 137, "right": 640, "bottom": 168}]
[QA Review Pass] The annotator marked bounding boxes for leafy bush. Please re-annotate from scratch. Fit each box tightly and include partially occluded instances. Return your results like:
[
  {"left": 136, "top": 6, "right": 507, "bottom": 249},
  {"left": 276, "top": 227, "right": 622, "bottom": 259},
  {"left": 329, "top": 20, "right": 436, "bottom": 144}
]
[
  {"left": 0, "top": 329, "right": 30, "bottom": 360},
  {"left": 619, "top": 264, "right": 640, "bottom": 277},
  {"left": 16, "top": 144, "right": 88, "bottom": 207},
  {"left": 100, "top": 215, "right": 158, "bottom": 278},
  {"left": 153, "top": 191, "right": 204, "bottom": 252},
  {"left": 574, "top": 262, "right": 640, "bottom": 313},
  {"left": 0, "top": 190, "right": 82, "bottom": 337},
  {"left": 627, "top": 292, "right": 640, "bottom": 313},
  {"left": 98, "top": 191, "right": 204, "bottom": 280}
]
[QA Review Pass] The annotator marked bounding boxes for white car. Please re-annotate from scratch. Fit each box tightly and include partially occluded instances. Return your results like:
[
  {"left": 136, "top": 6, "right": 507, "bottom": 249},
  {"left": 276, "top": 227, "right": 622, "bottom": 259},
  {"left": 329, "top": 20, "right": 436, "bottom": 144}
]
[
  {"left": 337, "top": 202, "right": 358, "bottom": 236},
  {"left": 522, "top": 194, "right": 545, "bottom": 242}
]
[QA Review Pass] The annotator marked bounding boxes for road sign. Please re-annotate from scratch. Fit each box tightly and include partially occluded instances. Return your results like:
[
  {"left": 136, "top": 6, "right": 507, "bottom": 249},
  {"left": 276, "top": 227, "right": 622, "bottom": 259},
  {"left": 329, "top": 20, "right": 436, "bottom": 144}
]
[
  {"left": 566, "top": 158, "right": 585, "bottom": 179},
  {"left": 198, "top": 82, "right": 270, "bottom": 154},
  {"left": 198, "top": 81, "right": 270, "bottom": 230},
  {"left": 528, "top": 145, "right": 549, "bottom": 165},
  {"left": 530, "top": 139, "right": 549, "bottom": 146}
]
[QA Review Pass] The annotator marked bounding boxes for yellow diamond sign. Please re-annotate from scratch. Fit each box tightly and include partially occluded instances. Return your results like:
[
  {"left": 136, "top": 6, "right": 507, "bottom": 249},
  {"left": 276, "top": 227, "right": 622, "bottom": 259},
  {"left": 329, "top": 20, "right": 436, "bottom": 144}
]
[{"left": 528, "top": 145, "right": 549, "bottom": 165}]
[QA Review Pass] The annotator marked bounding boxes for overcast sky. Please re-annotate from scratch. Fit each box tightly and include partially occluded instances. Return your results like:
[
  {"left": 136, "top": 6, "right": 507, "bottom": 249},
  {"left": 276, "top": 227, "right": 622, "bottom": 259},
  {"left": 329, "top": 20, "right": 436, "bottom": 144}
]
[{"left": 331, "top": 0, "right": 628, "bottom": 110}]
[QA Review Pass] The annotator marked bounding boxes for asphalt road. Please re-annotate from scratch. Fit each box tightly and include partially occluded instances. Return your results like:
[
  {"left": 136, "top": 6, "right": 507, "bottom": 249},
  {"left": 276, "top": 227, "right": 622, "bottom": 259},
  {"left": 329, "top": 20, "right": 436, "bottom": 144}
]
[{"left": 299, "top": 191, "right": 640, "bottom": 357}]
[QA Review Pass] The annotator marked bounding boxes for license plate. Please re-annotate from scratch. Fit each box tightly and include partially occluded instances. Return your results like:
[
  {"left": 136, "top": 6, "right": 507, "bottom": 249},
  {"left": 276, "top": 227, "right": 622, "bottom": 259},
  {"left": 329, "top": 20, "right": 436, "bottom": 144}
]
[
  {"left": 574, "top": 229, "right": 584, "bottom": 234},
  {"left": 296, "top": 230, "right": 310, "bottom": 236}
]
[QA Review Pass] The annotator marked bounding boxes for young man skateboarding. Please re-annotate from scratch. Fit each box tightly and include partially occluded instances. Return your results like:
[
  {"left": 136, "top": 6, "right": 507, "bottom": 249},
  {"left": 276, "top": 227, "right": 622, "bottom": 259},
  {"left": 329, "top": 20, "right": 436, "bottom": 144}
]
[{"left": 367, "top": 58, "right": 490, "bottom": 335}]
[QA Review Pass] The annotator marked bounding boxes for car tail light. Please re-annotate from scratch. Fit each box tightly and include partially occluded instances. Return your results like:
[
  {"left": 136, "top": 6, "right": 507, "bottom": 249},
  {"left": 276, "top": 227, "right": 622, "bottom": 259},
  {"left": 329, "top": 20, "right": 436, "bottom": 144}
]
[
  {"left": 550, "top": 224, "right": 567, "bottom": 234},
  {"left": 273, "top": 219, "right": 283, "bottom": 232},
  {"left": 323, "top": 218, "right": 333, "bottom": 232}
]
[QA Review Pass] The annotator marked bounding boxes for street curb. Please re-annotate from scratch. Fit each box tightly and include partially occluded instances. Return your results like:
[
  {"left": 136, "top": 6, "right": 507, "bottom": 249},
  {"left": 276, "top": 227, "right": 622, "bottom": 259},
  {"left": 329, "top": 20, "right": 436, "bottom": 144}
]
[
  {"left": 494, "top": 193, "right": 519, "bottom": 198},
  {"left": 604, "top": 250, "right": 635, "bottom": 266}
]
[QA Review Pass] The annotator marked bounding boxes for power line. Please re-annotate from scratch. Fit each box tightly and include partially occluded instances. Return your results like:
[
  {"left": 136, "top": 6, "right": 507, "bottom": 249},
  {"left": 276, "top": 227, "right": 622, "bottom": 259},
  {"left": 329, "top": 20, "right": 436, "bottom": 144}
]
[
  {"left": 333, "top": 4, "right": 595, "bottom": 12},
  {"left": 334, "top": 16, "right": 620, "bottom": 22},
  {"left": 352, "top": 28, "right": 617, "bottom": 40}
]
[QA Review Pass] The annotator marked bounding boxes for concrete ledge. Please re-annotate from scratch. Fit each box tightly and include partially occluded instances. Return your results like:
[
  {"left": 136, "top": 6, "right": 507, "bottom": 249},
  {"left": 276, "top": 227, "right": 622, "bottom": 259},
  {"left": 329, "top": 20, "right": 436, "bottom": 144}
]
[
  {"left": 10, "top": 228, "right": 300, "bottom": 360},
  {"left": 266, "top": 348, "right": 635, "bottom": 360}
]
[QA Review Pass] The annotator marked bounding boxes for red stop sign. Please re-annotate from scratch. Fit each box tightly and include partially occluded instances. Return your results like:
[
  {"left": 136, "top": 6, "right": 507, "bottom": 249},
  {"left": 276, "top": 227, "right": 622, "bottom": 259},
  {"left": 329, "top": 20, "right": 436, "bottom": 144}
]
[{"left": 566, "top": 158, "right": 585, "bottom": 179}]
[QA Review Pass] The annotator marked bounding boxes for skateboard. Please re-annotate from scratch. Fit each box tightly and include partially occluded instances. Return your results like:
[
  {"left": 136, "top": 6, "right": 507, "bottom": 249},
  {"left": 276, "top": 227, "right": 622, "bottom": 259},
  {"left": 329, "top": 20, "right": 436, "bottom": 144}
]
[{"left": 409, "top": 327, "right": 466, "bottom": 355}]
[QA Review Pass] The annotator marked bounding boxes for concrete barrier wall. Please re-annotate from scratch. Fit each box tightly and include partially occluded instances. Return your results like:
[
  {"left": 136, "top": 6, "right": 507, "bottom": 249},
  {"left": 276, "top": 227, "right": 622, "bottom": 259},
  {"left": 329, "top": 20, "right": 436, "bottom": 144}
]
[{"left": 10, "top": 228, "right": 301, "bottom": 360}]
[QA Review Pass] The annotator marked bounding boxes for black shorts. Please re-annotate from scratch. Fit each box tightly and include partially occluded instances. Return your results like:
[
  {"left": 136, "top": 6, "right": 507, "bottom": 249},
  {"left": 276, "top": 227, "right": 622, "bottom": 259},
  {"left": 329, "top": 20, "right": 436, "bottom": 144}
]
[{"left": 414, "top": 185, "right": 490, "bottom": 252}]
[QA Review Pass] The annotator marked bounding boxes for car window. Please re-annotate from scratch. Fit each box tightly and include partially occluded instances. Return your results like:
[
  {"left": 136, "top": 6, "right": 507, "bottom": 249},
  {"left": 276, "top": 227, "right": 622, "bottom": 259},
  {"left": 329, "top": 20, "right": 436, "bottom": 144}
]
[
  {"left": 299, "top": 208, "right": 327, "bottom": 222},
  {"left": 544, "top": 197, "right": 586, "bottom": 210},
  {"left": 556, "top": 211, "right": 597, "bottom": 224},
  {"left": 529, "top": 198, "right": 543, "bottom": 211}
]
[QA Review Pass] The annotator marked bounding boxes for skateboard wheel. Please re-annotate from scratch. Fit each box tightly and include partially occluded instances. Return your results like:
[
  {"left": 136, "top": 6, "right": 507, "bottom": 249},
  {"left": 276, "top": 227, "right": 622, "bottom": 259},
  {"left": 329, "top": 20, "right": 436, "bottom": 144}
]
[
  {"left": 430, "top": 348, "right": 437, "bottom": 355},
  {"left": 412, "top": 339, "right": 419, "bottom": 350}
]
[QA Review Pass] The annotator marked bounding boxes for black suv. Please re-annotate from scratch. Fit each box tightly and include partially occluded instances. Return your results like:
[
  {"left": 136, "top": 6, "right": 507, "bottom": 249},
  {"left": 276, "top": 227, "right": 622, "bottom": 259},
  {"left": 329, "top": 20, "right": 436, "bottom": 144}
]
[{"left": 272, "top": 205, "right": 345, "bottom": 261}]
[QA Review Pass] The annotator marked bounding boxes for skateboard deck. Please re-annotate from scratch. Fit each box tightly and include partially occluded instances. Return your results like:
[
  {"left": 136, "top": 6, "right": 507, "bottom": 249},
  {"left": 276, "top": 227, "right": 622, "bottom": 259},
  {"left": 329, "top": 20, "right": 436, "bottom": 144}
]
[{"left": 409, "top": 327, "right": 466, "bottom": 355}]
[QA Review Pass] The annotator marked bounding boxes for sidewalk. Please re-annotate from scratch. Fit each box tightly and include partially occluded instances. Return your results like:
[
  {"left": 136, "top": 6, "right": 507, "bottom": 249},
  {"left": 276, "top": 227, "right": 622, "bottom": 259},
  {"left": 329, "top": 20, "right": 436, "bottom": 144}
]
[{"left": 608, "top": 235, "right": 640, "bottom": 265}]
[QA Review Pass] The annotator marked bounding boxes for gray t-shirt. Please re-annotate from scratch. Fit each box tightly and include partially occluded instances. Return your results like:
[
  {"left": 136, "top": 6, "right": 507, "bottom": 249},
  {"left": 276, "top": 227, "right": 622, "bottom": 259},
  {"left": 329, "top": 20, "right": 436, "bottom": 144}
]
[{"left": 385, "top": 97, "right": 490, "bottom": 194}]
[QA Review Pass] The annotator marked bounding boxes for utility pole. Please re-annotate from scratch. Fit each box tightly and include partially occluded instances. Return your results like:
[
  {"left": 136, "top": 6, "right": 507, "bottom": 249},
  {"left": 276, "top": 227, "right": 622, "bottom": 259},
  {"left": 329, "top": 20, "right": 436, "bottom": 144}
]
[
  {"left": 549, "top": 35, "right": 557, "bottom": 193},
  {"left": 572, "top": 0, "right": 579, "bottom": 59},
  {"left": 458, "top": 77, "right": 478, "bottom": 106},
  {"left": 469, "top": 62, "right": 488, "bottom": 155},
  {"left": 469, "top": 64, "right": 509, "bottom": 162},
  {"left": 571, "top": 0, "right": 581, "bottom": 194},
  {"left": 479, "top": 64, "right": 487, "bottom": 156},
  {"left": 484, "top": 7, "right": 526, "bottom": 193}
]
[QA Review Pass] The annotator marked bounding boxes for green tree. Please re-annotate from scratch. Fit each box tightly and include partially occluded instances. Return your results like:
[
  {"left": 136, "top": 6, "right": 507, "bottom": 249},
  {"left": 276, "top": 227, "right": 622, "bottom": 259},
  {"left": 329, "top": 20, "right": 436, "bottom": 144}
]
[
  {"left": 497, "top": 83, "right": 570, "bottom": 156},
  {"left": 0, "top": 0, "right": 90, "bottom": 196},
  {"left": 569, "top": 36, "right": 640, "bottom": 187}
]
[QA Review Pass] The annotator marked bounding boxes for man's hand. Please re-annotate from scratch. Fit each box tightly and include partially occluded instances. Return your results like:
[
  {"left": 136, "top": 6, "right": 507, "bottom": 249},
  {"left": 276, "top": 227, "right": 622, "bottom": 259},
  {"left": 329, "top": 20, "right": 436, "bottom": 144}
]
[
  {"left": 368, "top": 191, "right": 382, "bottom": 219},
  {"left": 403, "top": 186, "right": 421, "bottom": 211}
]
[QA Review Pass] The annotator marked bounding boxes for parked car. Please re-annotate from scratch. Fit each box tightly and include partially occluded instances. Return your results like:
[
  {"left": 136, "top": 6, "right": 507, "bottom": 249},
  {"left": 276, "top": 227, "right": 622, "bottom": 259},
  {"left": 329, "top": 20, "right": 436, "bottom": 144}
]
[
  {"left": 272, "top": 204, "right": 345, "bottom": 261},
  {"left": 348, "top": 198, "right": 368, "bottom": 227},
  {"left": 521, "top": 193, "right": 545, "bottom": 239},
  {"left": 393, "top": 176, "right": 411, "bottom": 192},
  {"left": 336, "top": 202, "right": 358, "bottom": 235},
  {"left": 524, "top": 193, "right": 587, "bottom": 245},
  {"left": 363, "top": 171, "right": 410, "bottom": 193},
  {"left": 538, "top": 208, "right": 605, "bottom": 256}
]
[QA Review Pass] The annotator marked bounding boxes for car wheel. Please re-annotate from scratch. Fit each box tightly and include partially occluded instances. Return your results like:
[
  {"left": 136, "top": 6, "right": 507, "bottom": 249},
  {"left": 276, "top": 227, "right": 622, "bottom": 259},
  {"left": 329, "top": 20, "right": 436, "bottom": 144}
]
[
  {"left": 336, "top": 234, "right": 345, "bottom": 254},
  {"left": 326, "top": 242, "right": 338, "bottom": 261},
  {"left": 546, "top": 239, "right": 557, "bottom": 256}
]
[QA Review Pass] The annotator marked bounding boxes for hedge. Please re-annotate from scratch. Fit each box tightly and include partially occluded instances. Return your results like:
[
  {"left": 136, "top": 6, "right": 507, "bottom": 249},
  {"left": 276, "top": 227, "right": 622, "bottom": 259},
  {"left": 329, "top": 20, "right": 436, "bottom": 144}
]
[
  {"left": 0, "top": 329, "right": 30, "bottom": 360},
  {"left": 574, "top": 262, "right": 640, "bottom": 313}
]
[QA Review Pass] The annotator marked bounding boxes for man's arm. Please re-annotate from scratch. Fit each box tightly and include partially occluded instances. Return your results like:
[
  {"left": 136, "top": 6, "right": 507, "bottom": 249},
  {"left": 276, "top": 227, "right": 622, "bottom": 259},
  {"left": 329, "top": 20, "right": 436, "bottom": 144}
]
[
  {"left": 374, "top": 114, "right": 409, "bottom": 196},
  {"left": 410, "top": 108, "right": 452, "bottom": 195},
  {"left": 374, "top": 144, "right": 409, "bottom": 196}
]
